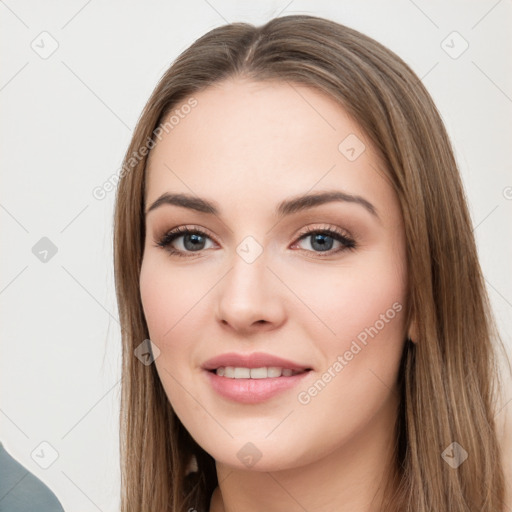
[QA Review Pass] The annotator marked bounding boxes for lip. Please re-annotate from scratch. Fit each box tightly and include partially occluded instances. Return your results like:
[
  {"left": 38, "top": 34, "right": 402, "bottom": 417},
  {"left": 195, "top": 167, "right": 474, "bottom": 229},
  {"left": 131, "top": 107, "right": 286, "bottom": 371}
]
[
  {"left": 201, "top": 352, "right": 313, "bottom": 404},
  {"left": 204, "top": 370, "right": 311, "bottom": 404},
  {"left": 201, "top": 352, "right": 311, "bottom": 372}
]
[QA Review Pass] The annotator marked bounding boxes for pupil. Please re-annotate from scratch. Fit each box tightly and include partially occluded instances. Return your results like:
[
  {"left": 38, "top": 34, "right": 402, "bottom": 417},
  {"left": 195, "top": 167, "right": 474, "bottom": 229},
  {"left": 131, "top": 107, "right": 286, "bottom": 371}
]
[
  {"left": 184, "top": 233, "right": 205, "bottom": 251},
  {"left": 312, "top": 233, "right": 333, "bottom": 252}
]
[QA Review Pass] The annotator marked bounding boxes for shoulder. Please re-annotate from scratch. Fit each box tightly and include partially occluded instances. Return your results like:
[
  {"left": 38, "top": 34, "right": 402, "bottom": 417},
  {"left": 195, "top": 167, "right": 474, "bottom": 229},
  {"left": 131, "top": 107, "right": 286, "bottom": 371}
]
[{"left": 0, "top": 443, "right": 65, "bottom": 512}]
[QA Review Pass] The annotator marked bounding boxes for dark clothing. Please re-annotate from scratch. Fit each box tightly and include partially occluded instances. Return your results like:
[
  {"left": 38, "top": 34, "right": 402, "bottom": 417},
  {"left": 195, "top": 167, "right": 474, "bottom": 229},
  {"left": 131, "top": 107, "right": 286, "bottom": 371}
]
[{"left": 0, "top": 443, "right": 64, "bottom": 512}]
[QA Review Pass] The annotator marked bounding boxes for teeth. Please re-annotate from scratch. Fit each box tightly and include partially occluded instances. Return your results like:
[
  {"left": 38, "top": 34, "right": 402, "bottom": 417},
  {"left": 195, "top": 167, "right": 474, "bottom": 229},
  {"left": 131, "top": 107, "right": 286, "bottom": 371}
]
[
  {"left": 234, "top": 367, "right": 250, "bottom": 378},
  {"left": 250, "top": 367, "right": 268, "bottom": 379},
  {"left": 215, "top": 366, "right": 302, "bottom": 378},
  {"left": 267, "top": 366, "right": 282, "bottom": 378}
]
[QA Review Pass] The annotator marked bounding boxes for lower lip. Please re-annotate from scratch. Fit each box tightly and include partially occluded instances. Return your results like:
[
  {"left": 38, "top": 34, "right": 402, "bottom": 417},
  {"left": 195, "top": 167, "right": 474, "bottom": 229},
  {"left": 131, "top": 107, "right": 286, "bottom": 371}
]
[{"left": 204, "top": 370, "right": 311, "bottom": 404}]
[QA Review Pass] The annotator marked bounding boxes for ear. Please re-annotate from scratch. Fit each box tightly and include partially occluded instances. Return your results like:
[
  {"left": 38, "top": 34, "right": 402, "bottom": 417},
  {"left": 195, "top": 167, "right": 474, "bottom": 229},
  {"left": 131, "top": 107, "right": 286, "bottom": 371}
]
[{"left": 407, "top": 318, "right": 418, "bottom": 344}]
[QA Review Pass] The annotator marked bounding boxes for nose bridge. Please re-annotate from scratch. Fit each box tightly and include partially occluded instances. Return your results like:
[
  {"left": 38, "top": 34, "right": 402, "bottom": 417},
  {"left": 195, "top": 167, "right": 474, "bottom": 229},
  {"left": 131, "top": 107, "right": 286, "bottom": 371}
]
[
  {"left": 224, "top": 240, "right": 270, "bottom": 306},
  {"left": 215, "top": 236, "right": 284, "bottom": 331}
]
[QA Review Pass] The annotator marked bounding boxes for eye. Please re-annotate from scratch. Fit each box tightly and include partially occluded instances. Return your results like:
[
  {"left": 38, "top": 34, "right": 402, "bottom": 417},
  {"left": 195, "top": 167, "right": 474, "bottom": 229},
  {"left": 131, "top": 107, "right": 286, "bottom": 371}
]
[
  {"left": 154, "top": 224, "right": 356, "bottom": 258},
  {"left": 291, "top": 225, "right": 356, "bottom": 257},
  {"left": 154, "top": 225, "right": 215, "bottom": 258}
]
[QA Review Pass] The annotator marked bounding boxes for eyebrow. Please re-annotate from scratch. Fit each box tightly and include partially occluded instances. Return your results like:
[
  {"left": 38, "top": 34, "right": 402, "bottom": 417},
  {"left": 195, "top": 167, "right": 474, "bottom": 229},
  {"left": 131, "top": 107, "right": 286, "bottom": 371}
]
[{"left": 145, "top": 190, "right": 379, "bottom": 220}]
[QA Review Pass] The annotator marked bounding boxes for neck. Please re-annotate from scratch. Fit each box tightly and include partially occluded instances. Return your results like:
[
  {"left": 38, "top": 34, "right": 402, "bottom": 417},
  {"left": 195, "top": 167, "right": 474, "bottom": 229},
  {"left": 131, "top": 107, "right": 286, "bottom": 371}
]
[{"left": 210, "top": 393, "right": 399, "bottom": 512}]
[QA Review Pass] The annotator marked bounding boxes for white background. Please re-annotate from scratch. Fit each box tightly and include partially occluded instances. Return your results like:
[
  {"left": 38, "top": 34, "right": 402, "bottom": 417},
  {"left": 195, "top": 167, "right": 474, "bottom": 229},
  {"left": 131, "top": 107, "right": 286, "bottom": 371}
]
[{"left": 1, "top": 1, "right": 511, "bottom": 511}]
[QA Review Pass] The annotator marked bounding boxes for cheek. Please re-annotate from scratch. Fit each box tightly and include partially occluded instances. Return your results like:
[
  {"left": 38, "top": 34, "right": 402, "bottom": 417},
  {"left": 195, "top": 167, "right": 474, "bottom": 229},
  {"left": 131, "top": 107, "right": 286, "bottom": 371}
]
[
  {"left": 139, "top": 255, "right": 216, "bottom": 398},
  {"left": 330, "top": 268, "right": 405, "bottom": 341},
  {"left": 139, "top": 256, "right": 208, "bottom": 341},
  {"left": 140, "top": 260, "right": 172, "bottom": 341},
  {"left": 287, "top": 282, "right": 406, "bottom": 466},
  {"left": 290, "top": 249, "right": 407, "bottom": 402},
  {"left": 139, "top": 258, "right": 202, "bottom": 413},
  {"left": 287, "top": 246, "right": 406, "bottom": 345}
]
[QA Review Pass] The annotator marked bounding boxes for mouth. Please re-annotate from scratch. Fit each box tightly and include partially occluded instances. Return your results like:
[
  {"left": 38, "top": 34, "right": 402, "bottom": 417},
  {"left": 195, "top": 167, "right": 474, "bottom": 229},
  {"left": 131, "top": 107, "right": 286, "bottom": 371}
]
[
  {"left": 201, "top": 352, "right": 313, "bottom": 403},
  {"left": 207, "top": 366, "right": 311, "bottom": 378}
]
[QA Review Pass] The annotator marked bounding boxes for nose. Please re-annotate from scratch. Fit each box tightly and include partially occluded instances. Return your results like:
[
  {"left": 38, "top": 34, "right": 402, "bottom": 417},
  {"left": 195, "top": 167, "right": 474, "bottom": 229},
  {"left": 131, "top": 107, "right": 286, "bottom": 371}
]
[{"left": 215, "top": 253, "right": 286, "bottom": 335}]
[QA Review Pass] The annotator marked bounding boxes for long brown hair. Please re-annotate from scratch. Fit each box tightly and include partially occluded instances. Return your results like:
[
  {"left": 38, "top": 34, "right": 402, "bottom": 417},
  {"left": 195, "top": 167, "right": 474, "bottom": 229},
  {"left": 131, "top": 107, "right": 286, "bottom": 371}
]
[{"left": 113, "top": 14, "right": 510, "bottom": 512}]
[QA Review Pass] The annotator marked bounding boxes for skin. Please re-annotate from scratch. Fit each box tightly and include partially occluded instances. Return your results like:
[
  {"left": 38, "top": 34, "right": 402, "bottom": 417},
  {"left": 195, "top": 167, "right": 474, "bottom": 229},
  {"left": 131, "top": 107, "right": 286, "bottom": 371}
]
[{"left": 140, "top": 78, "right": 416, "bottom": 512}]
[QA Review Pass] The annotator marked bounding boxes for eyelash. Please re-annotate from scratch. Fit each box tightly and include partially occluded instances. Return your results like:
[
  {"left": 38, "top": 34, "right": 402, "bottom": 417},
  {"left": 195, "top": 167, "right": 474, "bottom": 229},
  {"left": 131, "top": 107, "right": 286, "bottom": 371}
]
[{"left": 154, "top": 224, "right": 357, "bottom": 259}]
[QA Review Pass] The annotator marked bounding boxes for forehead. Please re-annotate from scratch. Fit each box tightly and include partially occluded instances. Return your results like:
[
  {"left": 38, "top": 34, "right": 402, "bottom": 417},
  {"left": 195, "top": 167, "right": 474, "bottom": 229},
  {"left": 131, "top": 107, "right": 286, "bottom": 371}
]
[{"left": 145, "top": 79, "right": 394, "bottom": 220}]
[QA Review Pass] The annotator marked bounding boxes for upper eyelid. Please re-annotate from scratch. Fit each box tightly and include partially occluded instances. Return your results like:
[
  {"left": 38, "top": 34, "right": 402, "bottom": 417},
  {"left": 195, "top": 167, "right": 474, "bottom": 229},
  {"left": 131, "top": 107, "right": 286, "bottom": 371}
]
[
  {"left": 159, "top": 224, "right": 351, "bottom": 241},
  {"left": 168, "top": 225, "right": 218, "bottom": 244}
]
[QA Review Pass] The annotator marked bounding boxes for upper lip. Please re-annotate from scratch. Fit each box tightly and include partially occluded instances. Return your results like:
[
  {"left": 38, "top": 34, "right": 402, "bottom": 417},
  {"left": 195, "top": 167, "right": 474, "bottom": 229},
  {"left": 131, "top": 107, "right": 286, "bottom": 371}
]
[{"left": 202, "top": 352, "right": 312, "bottom": 372}]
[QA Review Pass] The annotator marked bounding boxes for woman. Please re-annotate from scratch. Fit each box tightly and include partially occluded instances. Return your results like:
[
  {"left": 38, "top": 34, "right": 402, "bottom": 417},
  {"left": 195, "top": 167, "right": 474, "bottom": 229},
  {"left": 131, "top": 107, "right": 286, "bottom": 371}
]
[{"left": 113, "top": 14, "right": 510, "bottom": 512}]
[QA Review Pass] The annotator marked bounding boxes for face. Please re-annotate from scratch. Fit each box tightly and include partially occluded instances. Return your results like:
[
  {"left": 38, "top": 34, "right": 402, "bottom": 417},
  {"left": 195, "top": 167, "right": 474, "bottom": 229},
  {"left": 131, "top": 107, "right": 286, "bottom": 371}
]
[{"left": 140, "top": 78, "right": 408, "bottom": 471}]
